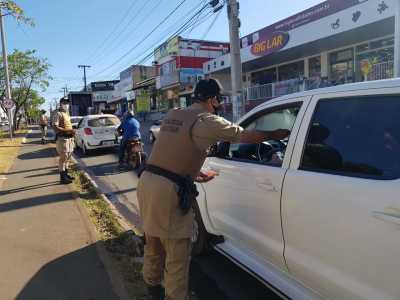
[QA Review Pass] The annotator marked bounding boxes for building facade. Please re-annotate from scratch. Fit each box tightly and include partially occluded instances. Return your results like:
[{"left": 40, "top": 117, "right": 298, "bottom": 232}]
[
  {"left": 205, "top": 0, "right": 399, "bottom": 107},
  {"left": 90, "top": 80, "right": 119, "bottom": 114},
  {"left": 155, "top": 36, "right": 230, "bottom": 108},
  {"left": 108, "top": 65, "right": 156, "bottom": 115}
]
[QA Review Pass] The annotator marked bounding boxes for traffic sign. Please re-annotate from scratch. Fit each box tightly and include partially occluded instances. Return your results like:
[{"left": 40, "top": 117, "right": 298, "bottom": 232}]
[{"left": 3, "top": 99, "right": 14, "bottom": 109}]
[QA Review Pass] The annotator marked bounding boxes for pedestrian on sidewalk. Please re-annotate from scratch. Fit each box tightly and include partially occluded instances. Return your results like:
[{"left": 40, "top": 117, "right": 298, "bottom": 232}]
[
  {"left": 137, "top": 79, "right": 290, "bottom": 300},
  {"left": 39, "top": 110, "right": 49, "bottom": 144},
  {"left": 52, "top": 97, "right": 75, "bottom": 184}
]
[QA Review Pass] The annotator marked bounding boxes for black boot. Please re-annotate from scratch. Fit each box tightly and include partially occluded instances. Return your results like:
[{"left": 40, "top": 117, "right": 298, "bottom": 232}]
[
  {"left": 60, "top": 171, "right": 72, "bottom": 184},
  {"left": 146, "top": 284, "right": 163, "bottom": 300},
  {"left": 65, "top": 169, "right": 75, "bottom": 180}
]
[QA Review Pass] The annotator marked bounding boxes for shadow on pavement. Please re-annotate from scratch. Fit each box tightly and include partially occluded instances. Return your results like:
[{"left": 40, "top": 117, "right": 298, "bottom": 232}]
[
  {"left": 18, "top": 147, "right": 56, "bottom": 160},
  {"left": 16, "top": 242, "right": 118, "bottom": 300},
  {"left": 191, "top": 252, "right": 281, "bottom": 300},
  {"left": 1, "top": 166, "right": 55, "bottom": 176},
  {"left": 0, "top": 181, "right": 60, "bottom": 197},
  {"left": 0, "top": 191, "right": 71, "bottom": 213},
  {"left": 24, "top": 169, "right": 59, "bottom": 178}
]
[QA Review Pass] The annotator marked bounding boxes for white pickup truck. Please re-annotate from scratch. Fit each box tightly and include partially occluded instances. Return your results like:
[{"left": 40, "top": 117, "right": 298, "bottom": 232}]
[{"left": 194, "top": 79, "right": 400, "bottom": 300}]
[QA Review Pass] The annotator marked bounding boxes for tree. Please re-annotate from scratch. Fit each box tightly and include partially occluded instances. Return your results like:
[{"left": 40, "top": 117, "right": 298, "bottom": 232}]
[
  {"left": 0, "top": 1, "right": 34, "bottom": 25},
  {"left": 0, "top": 49, "right": 51, "bottom": 129},
  {"left": 12, "top": 88, "right": 45, "bottom": 127}
]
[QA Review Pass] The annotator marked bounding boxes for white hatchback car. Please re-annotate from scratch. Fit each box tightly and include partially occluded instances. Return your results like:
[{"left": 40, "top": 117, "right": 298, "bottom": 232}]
[
  {"left": 70, "top": 116, "right": 83, "bottom": 129},
  {"left": 195, "top": 79, "right": 400, "bottom": 300},
  {"left": 74, "top": 114, "right": 121, "bottom": 155}
]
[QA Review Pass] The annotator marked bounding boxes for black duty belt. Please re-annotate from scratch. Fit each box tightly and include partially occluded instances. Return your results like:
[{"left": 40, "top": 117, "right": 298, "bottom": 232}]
[{"left": 145, "top": 164, "right": 199, "bottom": 215}]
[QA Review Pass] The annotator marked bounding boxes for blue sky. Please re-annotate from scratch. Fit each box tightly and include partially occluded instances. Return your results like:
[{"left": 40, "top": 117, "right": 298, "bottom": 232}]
[{"left": 7, "top": 0, "right": 321, "bottom": 109}]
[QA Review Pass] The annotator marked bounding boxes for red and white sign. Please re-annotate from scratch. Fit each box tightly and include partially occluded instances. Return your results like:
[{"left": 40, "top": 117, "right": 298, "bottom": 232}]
[{"left": 3, "top": 99, "right": 15, "bottom": 110}]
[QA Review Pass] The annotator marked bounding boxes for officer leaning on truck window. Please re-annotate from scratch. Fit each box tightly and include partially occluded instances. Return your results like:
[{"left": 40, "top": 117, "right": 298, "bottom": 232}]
[
  {"left": 52, "top": 97, "right": 75, "bottom": 185},
  {"left": 137, "top": 78, "right": 290, "bottom": 300}
]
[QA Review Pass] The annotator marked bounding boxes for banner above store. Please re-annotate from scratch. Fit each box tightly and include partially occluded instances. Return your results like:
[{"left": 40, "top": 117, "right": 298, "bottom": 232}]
[
  {"left": 242, "top": 0, "right": 368, "bottom": 48},
  {"left": 251, "top": 32, "right": 290, "bottom": 57}
]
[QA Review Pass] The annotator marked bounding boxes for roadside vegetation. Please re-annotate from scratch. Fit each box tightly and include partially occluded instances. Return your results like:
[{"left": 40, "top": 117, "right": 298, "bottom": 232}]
[
  {"left": 70, "top": 165, "right": 147, "bottom": 300},
  {"left": 0, "top": 129, "right": 28, "bottom": 174}
]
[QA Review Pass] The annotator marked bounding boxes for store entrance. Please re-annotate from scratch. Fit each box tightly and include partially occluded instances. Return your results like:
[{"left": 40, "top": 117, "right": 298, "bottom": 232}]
[{"left": 329, "top": 48, "right": 354, "bottom": 85}]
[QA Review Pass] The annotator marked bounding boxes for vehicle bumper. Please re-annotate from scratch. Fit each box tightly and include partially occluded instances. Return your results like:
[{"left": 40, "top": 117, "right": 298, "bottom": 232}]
[{"left": 86, "top": 139, "right": 121, "bottom": 149}]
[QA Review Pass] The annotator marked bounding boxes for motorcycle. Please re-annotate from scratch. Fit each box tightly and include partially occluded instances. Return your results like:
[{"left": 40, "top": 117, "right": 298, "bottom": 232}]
[
  {"left": 124, "top": 138, "right": 146, "bottom": 170},
  {"left": 116, "top": 129, "right": 146, "bottom": 170}
]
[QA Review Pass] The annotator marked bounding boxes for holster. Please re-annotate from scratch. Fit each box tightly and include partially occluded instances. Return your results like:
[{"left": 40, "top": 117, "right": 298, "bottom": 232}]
[{"left": 144, "top": 164, "right": 199, "bottom": 215}]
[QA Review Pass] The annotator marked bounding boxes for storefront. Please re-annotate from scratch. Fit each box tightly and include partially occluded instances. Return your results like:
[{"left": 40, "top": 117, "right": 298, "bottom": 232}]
[
  {"left": 205, "top": 0, "right": 399, "bottom": 103},
  {"left": 155, "top": 36, "right": 229, "bottom": 108}
]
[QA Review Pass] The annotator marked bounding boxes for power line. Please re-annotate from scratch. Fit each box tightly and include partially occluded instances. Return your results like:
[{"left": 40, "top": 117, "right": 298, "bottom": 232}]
[
  {"left": 201, "top": 7, "right": 222, "bottom": 39},
  {"left": 84, "top": 0, "right": 142, "bottom": 64},
  {"left": 94, "top": 1, "right": 217, "bottom": 81},
  {"left": 98, "top": 1, "right": 213, "bottom": 80},
  {"left": 88, "top": 0, "right": 159, "bottom": 66},
  {"left": 134, "top": 6, "right": 216, "bottom": 65},
  {"left": 90, "top": 0, "right": 189, "bottom": 78}
]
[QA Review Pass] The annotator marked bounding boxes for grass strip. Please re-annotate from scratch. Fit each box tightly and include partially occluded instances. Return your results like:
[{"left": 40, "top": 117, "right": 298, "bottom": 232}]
[
  {"left": 70, "top": 165, "right": 147, "bottom": 300},
  {"left": 0, "top": 129, "right": 29, "bottom": 174}
]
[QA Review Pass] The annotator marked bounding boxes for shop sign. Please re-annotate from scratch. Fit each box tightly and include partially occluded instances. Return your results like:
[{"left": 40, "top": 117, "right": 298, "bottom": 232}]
[
  {"left": 251, "top": 32, "right": 289, "bottom": 57},
  {"left": 180, "top": 68, "right": 204, "bottom": 85},
  {"left": 243, "top": 0, "right": 366, "bottom": 48},
  {"left": 136, "top": 94, "right": 150, "bottom": 112},
  {"left": 155, "top": 36, "right": 180, "bottom": 61}
]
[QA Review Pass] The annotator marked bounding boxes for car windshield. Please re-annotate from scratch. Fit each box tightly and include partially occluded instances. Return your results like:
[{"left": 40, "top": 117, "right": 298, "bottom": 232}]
[{"left": 88, "top": 117, "right": 119, "bottom": 127}]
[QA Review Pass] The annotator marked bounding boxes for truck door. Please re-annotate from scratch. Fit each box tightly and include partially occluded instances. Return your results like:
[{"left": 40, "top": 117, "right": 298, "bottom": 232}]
[{"left": 282, "top": 90, "right": 400, "bottom": 300}]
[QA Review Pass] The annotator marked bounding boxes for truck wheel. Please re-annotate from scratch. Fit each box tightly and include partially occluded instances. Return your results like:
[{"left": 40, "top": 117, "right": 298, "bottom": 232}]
[{"left": 192, "top": 202, "right": 210, "bottom": 256}]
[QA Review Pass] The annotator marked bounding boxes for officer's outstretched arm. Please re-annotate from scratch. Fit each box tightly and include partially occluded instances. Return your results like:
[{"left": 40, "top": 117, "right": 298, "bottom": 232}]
[{"left": 239, "top": 129, "right": 290, "bottom": 144}]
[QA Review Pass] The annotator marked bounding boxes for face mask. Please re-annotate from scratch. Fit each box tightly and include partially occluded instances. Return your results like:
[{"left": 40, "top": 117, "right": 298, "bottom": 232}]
[
  {"left": 213, "top": 104, "right": 222, "bottom": 116},
  {"left": 61, "top": 104, "right": 69, "bottom": 112},
  {"left": 211, "top": 96, "right": 222, "bottom": 115}
]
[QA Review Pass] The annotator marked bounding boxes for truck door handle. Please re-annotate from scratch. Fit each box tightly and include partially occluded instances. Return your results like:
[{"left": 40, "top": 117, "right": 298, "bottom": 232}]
[{"left": 257, "top": 180, "right": 279, "bottom": 192}]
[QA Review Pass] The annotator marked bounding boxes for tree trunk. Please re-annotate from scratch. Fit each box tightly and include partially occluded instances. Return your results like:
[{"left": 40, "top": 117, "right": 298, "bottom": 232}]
[
  {"left": 17, "top": 114, "right": 23, "bottom": 130},
  {"left": 13, "top": 105, "right": 20, "bottom": 131}
]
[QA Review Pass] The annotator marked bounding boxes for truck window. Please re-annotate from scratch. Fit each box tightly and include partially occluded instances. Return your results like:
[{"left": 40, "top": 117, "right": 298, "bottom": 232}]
[
  {"left": 228, "top": 105, "right": 301, "bottom": 167},
  {"left": 301, "top": 95, "right": 400, "bottom": 180}
]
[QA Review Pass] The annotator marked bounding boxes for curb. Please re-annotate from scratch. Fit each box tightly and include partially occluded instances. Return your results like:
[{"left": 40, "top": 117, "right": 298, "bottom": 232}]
[{"left": 71, "top": 156, "right": 140, "bottom": 234}]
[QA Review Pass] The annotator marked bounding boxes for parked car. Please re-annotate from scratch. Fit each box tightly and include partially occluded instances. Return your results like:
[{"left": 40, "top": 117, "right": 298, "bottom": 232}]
[
  {"left": 194, "top": 78, "right": 400, "bottom": 300},
  {"left": 149, "top": 119, "right": 162, "bottom": 144},
  {"left": 70, "top": 116, "right": 83, "bottom": 129},
  {"left": 74, "top": 114, "right": 121, "bottom": 155}
]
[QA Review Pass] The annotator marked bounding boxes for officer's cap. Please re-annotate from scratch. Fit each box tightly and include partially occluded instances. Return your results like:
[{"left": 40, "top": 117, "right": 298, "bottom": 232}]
[
  {"left": 193, "top": 79, "right": 225, "bottom": 102},
  {"left": 60, "top": 97, "right": 69, "bottom": 104}
]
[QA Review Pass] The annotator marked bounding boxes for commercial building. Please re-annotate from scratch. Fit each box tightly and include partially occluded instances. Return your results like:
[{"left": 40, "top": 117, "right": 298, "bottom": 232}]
[
  {"left": 108, "top": 65, "right": 156, "bottom": 115},
  {"left": 155, "top": 36, "right": 229, "bottom": 108},
  {"left": 90, "top": 80, "right": 119, "bottom": 113},
  {"left": 205, "top": 0, "right": 399, "bottom": 107}
]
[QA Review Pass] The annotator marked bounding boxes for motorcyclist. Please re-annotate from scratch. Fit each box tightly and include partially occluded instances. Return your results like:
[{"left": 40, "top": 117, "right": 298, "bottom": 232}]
[{"left": 117, "top": 110, "right": 141, "bottom": 167}]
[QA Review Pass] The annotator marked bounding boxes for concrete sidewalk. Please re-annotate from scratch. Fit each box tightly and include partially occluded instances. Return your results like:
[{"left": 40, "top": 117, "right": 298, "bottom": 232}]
[{"left": 0, "top": 128, "right": 120, "bottom": 300}]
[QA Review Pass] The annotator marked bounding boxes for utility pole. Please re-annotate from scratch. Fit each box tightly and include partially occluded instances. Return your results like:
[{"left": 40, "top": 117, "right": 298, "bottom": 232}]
[
  {"left": 0, "top": 7, "right": 13, "bottom": 138},
  {"left": 78, "top": 65, "right": 91, "bottom": 91},
  {"left": 60, "top": 85, "right": 68, "bottom": 97},
  {"left": 227, "top": 0, "right": 244, "bottom": 122}
]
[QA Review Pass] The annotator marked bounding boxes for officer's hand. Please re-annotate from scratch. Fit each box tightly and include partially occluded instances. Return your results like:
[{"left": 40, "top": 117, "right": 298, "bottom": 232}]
[
  {"left": 195, "top": 170, "right": 217, "bottom": 183},
  {"left": 272, "top": 129, "right": 291, "bottom": 140}
]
